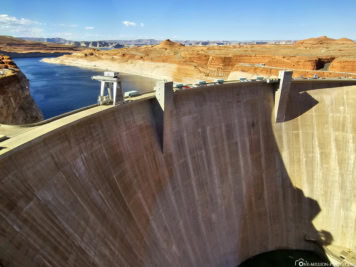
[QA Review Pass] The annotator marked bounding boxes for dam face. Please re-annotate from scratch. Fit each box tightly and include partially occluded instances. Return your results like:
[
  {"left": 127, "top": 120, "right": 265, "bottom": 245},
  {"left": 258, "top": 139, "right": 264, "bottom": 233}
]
[{"left": 1, "top": 81, "right": 356, "bottom": 266}]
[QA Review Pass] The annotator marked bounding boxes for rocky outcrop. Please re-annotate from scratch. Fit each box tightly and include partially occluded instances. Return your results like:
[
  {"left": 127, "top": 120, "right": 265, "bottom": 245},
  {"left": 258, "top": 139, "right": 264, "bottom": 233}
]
[
  {"left": 295, "top": 36, "right": 336, "bottom": 45},
  {"left": 329, "top": 57, "right": 356, "bottom": 73},
  {"left": 295, "top": 36, "right": 355, "bottom": 46},
  {"left": 334, "top": 38, "right": 355, "bottom": 44},
  {"left": 0, "top": 55, "right": 43, "bottom": 124},
  {"left": 157, "top": 39, "right": 184, "bottom": 48},
  {"left": 0, "top": 55, "right": 19, "bottom": 71}
]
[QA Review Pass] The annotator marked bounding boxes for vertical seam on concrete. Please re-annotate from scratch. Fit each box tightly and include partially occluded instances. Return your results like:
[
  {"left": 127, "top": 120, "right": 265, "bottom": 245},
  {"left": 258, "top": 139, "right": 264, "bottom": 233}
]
[
  {"left": 258, "top": 96, "right": 272, "bottom": 249},
  {"left": 182, "top": 130, "right": 214, "bottom": 264},
  {"left": 101, "top": 146, "right": 161, "bottom": 266},
  {"left": 204, "top": 125, "right": 226, "bottom": 262}
]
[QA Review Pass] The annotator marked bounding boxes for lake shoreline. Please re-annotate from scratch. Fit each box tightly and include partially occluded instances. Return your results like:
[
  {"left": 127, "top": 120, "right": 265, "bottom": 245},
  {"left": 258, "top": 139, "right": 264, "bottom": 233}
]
[
  {"left": 0, "top": 51, "right": 73, "bottom": 58},
  {"left": 14, "top": 57, "right": 158, "bottom": 119},
  {"left": 42, "top": 56, "right": 188, "bottom": 83}
]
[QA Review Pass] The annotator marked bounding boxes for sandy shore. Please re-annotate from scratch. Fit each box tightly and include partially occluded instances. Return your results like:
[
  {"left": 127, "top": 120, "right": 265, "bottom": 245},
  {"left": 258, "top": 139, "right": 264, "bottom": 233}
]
[{"left": 42, "top": 57, "right": 187, "bottom": 82}]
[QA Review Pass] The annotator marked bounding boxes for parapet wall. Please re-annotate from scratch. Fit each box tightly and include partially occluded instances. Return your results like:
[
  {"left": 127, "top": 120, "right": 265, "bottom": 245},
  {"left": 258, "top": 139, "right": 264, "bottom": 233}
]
[{"left": 0, "top": 80, "right": 356, "bottom": 266}]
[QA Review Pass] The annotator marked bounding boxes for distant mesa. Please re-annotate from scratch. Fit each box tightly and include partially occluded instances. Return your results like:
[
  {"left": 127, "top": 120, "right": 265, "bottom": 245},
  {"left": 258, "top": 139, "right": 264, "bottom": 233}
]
[
  {"left": 0, "top": 35, "right": 82, "bottom": 57},
  {"left": 296, "top": 35, "right": 355, "bottom": 45},
  {"left": 157, "top": 39, "right": 184, "bottom": 48},
  {"left": 334, "top": 37, "right": 355, "bottom": 44}
]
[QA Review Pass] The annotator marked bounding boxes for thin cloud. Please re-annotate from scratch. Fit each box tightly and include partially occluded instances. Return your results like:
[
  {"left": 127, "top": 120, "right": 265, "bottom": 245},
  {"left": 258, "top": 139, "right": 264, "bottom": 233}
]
[
  {"left": 123, "top": 21, "right": 136, "bottom": 27},
  {"left": 0, "top": 14, "right": 44, "bottom": 36},
  {"left": 85, "top": 26, "right": 94, "bottom": 30},
  {"left": 0, "top": 14, "right": 39, "bottom": 27},
  {"left": 140, "top": 23, "right": 145, "bottom": 27}
]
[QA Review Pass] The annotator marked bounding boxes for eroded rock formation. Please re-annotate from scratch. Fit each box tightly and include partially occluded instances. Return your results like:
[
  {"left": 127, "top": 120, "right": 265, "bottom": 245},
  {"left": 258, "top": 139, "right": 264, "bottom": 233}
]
[
  {"left": 295, "top": 36, "right": 355, "bottom": 45},
  {"left": 0, "top": 55, "right": 43, "bottom": 124},
  {"left": 329, "top": 58, "right": 356, "bottom": 73}
]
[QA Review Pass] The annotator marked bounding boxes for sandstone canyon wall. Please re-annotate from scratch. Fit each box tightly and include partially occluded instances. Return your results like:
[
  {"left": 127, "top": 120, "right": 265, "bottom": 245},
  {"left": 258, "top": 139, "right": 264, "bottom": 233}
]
[
  {"left": 0, "top": 55, "right": 43, "bottom": 124},
  {"left": 43, "top": 37, "right": 356, "bottom": 83}
]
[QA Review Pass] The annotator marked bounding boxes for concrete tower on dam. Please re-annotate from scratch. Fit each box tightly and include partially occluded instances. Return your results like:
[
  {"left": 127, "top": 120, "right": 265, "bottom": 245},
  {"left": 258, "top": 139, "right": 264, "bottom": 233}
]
[{"left": 1, "top": 74, "right": 356, "bottom": 266}]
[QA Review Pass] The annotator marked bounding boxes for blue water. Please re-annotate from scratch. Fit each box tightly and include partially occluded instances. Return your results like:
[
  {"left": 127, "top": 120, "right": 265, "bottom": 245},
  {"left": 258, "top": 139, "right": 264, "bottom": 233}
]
[{"left": 13, "top": 57, "right": 157, "bottom": 119}]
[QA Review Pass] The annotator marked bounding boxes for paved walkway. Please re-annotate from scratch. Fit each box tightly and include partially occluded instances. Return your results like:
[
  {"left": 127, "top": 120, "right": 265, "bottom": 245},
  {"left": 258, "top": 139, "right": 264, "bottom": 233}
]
[{"left": 0, "top": 92, "right": 155, "bottom": 156}]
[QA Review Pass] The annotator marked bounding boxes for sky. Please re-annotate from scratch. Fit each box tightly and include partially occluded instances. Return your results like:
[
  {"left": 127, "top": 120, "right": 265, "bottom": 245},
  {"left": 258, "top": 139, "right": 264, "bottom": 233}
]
[{"left": 1, "top": 0, "right": 356, "bottom": 41}]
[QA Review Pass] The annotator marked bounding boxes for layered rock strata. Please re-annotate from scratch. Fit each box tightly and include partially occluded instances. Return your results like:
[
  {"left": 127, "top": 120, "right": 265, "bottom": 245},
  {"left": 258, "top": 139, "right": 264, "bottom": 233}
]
[
  {"left": 0, "top": 36, "right": 82, "bottom": 57},
  {"left": 43, "top": 37, "right": 356, "bottom": 82}
]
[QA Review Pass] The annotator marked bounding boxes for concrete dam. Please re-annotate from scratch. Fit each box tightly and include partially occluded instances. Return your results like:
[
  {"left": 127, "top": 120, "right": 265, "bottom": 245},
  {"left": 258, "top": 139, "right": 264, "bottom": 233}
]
[{"left": 1, "top": 77, "right": 356, "bottom": 266}]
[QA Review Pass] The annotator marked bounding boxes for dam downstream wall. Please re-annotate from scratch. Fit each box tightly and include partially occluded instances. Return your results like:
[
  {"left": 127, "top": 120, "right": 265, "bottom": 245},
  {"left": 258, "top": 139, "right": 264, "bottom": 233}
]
[
  {"left": 275, "top": 82, "right": 356, "bottom": 249},
  {"left": 1, "top": 81, "right": 356, "bottom": 266}
]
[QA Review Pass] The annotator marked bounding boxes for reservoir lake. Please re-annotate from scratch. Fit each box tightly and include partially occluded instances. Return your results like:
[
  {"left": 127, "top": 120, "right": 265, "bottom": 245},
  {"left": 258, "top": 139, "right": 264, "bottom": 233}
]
[{"left": 14, "top": 57, "right": 158, "bottom": 119}]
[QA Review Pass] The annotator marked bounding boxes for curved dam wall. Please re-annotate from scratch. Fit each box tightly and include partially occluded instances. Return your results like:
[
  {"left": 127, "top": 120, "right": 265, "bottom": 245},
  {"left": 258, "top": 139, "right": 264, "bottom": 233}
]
[{"left": 1, "top": 81, "right": 356, "bottom": 266}]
